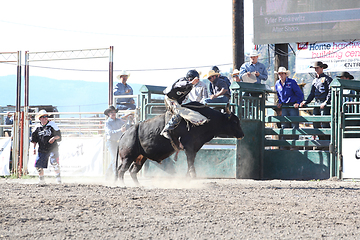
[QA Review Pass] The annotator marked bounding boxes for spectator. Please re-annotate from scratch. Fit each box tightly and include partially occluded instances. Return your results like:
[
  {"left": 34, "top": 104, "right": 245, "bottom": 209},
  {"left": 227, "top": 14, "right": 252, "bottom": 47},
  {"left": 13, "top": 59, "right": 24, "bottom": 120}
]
[
  {"left": 4, "top": 112, "right": 14, "bottom": 170},
  {"left": 161, "top": 70, "right": 208, "bottom": 146},
  {"left": 203, "top": 70, "right": 231, "bottom": 104},
  {"left": 300, "top": 61, "right": 332, "bottom": 140},
  {"left": 31, "top": 110, "right": 62, "bottom": 184},
  {"left": 337, "top": 72, "right": 355, "bottom": 102},
  {"left": 239, "top": 49, "right": 268, "bottom": 97},
  {"left": 114, "top": 70, "right": 136, "bottom": 110},
  {"left": 104, "top": 106, "right": 127, "bottom": 181},
  {"left": 232, "top": 69, "right": 241, "bottom": 82},
  {"left": 5, "top": 112, "right": 13, "bottom": 125},
  {"left": 212, "top": 66, "right": 232, "bottom": 88},
  {"left": 275, "top": 67, "right": 304, "bottom": 147},
  {"left": 182, "top": 71, "right": 209, "bottom": 104},
  {"left": 4, "top": 112, "right": 13, "bottom": 137},
  {"left": 336, "top": 72, "right": 359, "bottom": 138}
]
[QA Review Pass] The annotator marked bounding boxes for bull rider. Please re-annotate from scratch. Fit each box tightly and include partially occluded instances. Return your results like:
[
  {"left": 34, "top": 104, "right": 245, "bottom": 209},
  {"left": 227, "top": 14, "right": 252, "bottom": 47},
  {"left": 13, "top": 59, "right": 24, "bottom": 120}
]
[{"left": 160, "top": 70, "right": 209, "bottom": 147}]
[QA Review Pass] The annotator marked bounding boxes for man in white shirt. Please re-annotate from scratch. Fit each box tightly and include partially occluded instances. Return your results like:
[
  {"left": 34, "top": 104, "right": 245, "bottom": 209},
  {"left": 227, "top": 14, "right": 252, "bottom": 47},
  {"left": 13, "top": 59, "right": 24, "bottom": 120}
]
[{"left": 183, "top": 79, "right": 209, "bottom": 104}]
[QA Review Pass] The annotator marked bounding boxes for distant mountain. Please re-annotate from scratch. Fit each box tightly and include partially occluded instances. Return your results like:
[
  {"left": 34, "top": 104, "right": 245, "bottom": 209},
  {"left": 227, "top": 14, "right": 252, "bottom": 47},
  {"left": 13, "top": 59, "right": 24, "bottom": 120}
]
[{"left": 0, "top": 75, "right": 145, "bottom": 113}]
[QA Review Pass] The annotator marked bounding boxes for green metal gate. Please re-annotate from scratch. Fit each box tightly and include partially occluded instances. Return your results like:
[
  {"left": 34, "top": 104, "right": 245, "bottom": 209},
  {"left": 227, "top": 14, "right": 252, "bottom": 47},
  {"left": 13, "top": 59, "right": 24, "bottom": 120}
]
[
  {"left": 330, "top": 78, "right": 360, "bottom": 179},
  {"left": 139, "top": 80, "right": 359, "bottom": 180},
  {"left": 140, "top": 85, "right": 241, "bottom": 178}
]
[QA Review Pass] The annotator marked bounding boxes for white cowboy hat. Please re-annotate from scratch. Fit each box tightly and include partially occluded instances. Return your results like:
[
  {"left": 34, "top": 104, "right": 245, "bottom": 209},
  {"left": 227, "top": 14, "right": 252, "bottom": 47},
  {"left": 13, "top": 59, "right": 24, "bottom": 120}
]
[
  {"left": 116, "top": 70, "right": 130, "bottom": 80},
  {"left": 249, "top": 49, "right": 260, "bottom": 57},
  {"left": 203, "top": 70, "right": 220, "bottom": 79},
  {"left": 36, "top": 109, "right": 49, "bottom": 120},
  {"left": 232, "top": 69, "right": 240, "bottom": 76},
  {"left": 274, "top": 66, "right": 291, "bottom": 76}
]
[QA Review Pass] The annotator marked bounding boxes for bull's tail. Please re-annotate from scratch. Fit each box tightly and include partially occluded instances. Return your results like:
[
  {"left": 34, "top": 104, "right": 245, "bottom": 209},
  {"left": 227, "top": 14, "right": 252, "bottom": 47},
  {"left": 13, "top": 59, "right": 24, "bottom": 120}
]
[{"left": 133, "top": 122, "right": 144, "bottom": 154}]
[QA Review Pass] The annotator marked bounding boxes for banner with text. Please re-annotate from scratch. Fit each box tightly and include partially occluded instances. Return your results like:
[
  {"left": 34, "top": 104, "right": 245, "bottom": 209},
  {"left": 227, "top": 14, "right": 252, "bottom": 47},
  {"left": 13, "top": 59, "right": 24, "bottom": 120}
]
[
  {"left": 0, "top": 138, "right": 11, "bottom": 176},
  {"left": 28, "top": 137, "right": 104, "bottom": 177},
  {"left": 296, "top": 41, "right": 360, "bottom": 73}
]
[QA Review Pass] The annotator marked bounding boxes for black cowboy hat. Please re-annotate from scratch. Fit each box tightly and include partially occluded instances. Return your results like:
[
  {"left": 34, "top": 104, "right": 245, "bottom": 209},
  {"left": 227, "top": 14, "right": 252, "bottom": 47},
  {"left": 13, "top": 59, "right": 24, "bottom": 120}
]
[
  {"left": 310, "top": 61, "right": 328, "bottom": 69},
  {"left": 104, "top": 106, "right": 118, "bottom": 116},
  {"left": 336, "top": 71, "right": 354, "bottom": 79}
]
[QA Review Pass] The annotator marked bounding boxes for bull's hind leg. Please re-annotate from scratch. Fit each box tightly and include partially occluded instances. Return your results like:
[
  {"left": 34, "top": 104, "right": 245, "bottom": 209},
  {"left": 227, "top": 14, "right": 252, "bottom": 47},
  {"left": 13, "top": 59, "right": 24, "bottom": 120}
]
[
  {"left": 185, "top": 150, "right": 197, "bottom": 178},
  {"left": 117, "top": 157, "right": 135, "bottom": 185},
  {"left": 129, "top": 155, "right": 147, "bottom": 186}
]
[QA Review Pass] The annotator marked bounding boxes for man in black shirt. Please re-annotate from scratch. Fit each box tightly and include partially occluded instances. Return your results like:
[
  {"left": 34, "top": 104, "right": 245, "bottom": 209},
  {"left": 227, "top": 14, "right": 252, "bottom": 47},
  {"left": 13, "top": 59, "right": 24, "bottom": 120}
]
[
  {"left": 31, "top": 110, "right": 62, "bottom": 184},
  {"left": 300, "top": 61, "right": 332, "bottom": 140}
]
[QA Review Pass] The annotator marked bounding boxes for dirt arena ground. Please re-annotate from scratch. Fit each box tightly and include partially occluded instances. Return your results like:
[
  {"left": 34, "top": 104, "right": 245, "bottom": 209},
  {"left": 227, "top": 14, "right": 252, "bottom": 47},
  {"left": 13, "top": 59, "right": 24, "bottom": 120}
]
[{"left": 1, "top": 176, "right": 360, "bottom": 239}]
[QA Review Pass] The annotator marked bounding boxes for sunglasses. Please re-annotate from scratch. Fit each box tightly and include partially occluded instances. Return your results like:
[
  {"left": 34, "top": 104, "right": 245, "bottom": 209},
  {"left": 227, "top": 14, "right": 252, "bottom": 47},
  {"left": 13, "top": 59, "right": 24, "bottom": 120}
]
[{"left": 40, "top": 115, "right": 48, "bottom": 119}]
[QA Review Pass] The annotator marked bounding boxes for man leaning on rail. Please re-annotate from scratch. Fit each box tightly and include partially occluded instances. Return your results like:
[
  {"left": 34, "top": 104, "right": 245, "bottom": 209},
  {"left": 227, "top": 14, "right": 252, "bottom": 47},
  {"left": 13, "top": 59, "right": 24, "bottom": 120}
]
[
  {"left": 300, "top": 61, "right": 332, "bottom": 141},
  {"left": 114, "top": 70, "right": 136, "bottom": 110}
]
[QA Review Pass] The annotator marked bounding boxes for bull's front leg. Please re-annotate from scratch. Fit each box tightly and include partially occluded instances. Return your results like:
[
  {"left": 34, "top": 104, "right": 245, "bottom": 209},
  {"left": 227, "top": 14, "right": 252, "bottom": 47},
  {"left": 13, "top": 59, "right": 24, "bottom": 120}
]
[
  {"left": 185, "top": 151, "right": 197, "bottom": 178},
  {"left": 128, "top": 155, "right": 147, "bottom": 186},
  {"left": 117, "top": 163, "right": 126, "bottom": 186},
  {"left": 117, "top": 158, "right": 134, "bottom": 186}
]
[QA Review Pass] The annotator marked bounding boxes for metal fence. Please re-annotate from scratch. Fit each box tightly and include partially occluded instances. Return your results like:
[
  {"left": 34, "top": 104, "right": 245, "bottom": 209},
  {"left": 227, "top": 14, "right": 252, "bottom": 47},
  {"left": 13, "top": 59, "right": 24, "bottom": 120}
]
[{"left": 1, "top": 104, "right": 140, "bottom": 177}]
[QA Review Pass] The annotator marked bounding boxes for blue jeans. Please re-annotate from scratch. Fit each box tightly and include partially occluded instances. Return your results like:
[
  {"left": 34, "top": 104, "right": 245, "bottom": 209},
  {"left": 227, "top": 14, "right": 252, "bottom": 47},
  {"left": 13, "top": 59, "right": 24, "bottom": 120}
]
[
  {"left": 313, "top": 106, "right": 331, "bottom": 140},
  {"left": 313, "top": 106, "right": 330, "bottom": 128},
  {"left": 203, "top": 95, "right": 229, "bottom": 104},
  {"left": 281, "top": 107, "right": 299, "bottom": 129},
  {"left": 281, "top": 106, "right": 299, "bottom": 142},
  {"left": 106, "top": 141, "right": 119, "bottom": 179},
  {"left": 35, "top": 150, "right": 59, "bottom": 169},
  {"left": 116, "top": 103, "right": 136, "bottom": 110}
]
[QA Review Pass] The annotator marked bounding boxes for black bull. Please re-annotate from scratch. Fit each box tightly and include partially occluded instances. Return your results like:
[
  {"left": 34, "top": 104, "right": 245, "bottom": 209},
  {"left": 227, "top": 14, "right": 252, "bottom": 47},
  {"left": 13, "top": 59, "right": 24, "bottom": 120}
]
[{"left": 117, "top": 102, "right": 245, "bottom": 184}]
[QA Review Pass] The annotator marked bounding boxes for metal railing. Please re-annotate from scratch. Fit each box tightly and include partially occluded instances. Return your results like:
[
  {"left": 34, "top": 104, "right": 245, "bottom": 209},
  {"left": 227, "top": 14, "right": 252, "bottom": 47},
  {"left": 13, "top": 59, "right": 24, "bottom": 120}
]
[
  {"left": 113, "top": 94, "right": 140, "bottom": 123},
  {"left": 264, "top": 104, "right": 332, "bottom": 149},
  {"left": 1, "top": 108, "right": 141, "bottom": 177},
  {"left": 28, "top": 112, "right": 106, "bottom": 137},
  {"left": 142, "top": 101, "right": 238, "bottom": 121}
]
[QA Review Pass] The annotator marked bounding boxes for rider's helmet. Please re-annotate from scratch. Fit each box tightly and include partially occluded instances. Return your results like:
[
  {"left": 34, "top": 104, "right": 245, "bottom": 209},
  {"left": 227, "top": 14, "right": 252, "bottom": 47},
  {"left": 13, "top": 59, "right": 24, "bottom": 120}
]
[
  {"left": 212, "top": 66, "right": 220, "bottom": 73},
  {"left": 186, "top": 70, "right": 200, "bottom": 81}
]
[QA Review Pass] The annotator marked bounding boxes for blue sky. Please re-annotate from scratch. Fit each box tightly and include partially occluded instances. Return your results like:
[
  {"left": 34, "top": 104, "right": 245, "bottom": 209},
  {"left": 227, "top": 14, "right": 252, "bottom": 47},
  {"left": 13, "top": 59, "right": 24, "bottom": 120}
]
[{"left": 0, "top": 0, "right": 254, "bottom": 86}]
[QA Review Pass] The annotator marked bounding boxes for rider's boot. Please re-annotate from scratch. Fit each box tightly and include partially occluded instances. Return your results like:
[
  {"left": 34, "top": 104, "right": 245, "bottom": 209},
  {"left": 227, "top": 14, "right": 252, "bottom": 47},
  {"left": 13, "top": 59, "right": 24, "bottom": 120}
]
[
  {"left": 160, "top": 114, "right": 183, "bottom": 150},
  {"left": 160, "top": 114, "right": 181, "bottom": 138}
]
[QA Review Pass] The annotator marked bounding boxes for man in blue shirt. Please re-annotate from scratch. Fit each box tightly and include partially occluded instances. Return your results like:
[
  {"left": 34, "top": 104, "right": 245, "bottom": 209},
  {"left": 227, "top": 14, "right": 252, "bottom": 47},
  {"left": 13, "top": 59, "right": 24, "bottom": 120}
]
[
  {"left": 239, "top": 50, "right": 268, "bottom": 97},
  {"left": 5, "top": 112, "right": 13, "bottom": 125},
  {"left": 114, "top": 70, "right": 136, "bottom": 110},
  {"left": 104, "top": 106, "right": 127, "bottom": 180},
  {"left": 203, "top": 70, "right": 231, "bottom": 104},
  {"left": 275, "top": 67, "right": 304, "bottom": 130}
]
